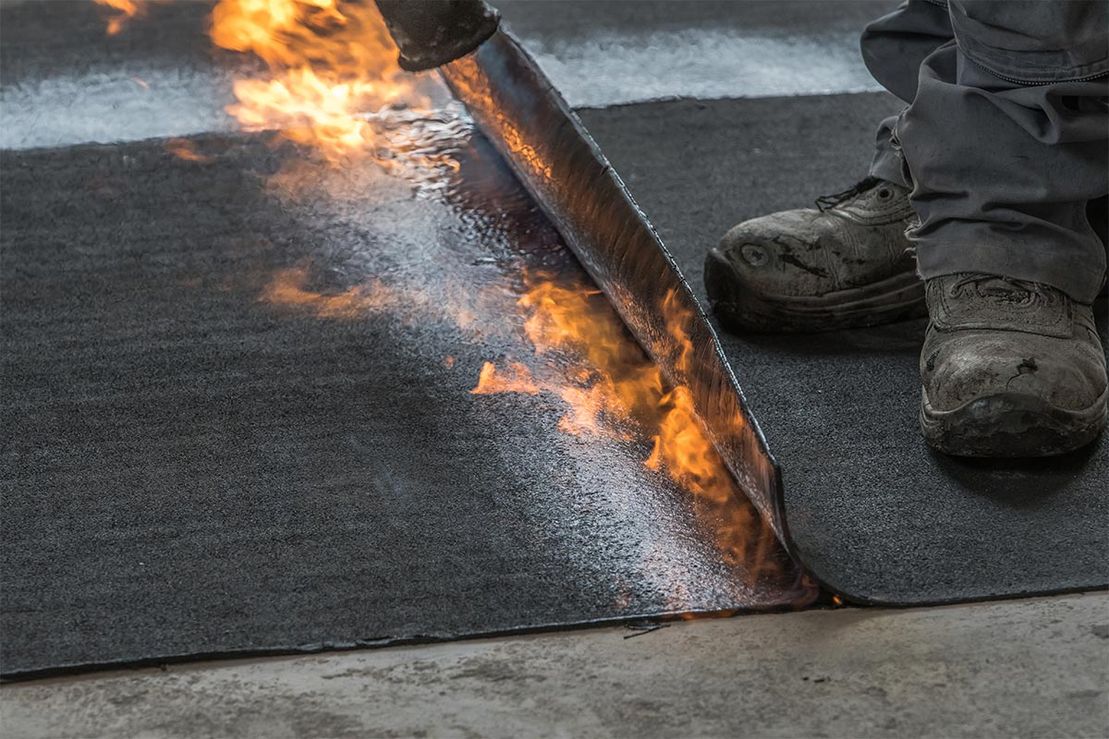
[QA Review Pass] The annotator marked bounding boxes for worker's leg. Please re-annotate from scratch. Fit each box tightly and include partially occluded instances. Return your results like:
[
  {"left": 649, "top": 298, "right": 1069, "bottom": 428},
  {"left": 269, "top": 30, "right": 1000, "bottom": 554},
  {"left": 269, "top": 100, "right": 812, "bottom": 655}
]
[
  {"left": 901, "top": 0, "right": 1109, "bottom": 456},
  {"left": 859, "top": 0, "right": 953, "bottom": 188},
  {"left": 705, "top": 0, "right": 1107, "bottom": 455},
  {"left": 898, "top": 1, "right": 1108, "bottom": 302}
]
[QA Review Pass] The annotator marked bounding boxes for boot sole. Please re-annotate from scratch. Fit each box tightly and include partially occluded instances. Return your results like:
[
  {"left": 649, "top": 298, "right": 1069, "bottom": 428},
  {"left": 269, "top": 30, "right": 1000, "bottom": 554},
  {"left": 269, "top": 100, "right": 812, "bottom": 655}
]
[
  {"left": 919, "top": 386, "right": 1107, "bottom": 457},
  {"left": 704, "top": 248, "right": 926, "bottom": 333}
]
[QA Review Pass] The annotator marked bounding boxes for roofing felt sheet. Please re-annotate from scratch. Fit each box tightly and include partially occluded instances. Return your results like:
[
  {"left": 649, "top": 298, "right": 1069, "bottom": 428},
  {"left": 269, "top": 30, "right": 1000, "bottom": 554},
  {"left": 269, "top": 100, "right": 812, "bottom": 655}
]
[
  {"left": 1, "top": 119, "right": 806, "bottom": 679},
  {"left": 580, "top": 95, "right": 1109, "bottom": 604}
]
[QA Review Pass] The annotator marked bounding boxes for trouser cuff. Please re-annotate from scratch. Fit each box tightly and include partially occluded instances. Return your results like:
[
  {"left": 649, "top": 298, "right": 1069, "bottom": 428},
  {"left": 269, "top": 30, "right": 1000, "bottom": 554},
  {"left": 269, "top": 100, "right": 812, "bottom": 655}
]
[
  {"left": 914, "top": 233, "right": 1107, "bottom": 304},
  {"left": 868, "top": 114, "right": 912, "bottom": 189}
]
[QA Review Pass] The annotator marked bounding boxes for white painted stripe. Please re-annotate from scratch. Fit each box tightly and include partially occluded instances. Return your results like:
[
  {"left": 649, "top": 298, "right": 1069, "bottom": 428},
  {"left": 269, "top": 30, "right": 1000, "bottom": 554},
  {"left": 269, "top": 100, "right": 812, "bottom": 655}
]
[
  {"left": 1, "top": 28, "right": 880, "bottom": 149},
  {"left": 523, "top": 28, "right": 881, "bottom": 108},
  {"left": 1, "top": 68, "right": 238, "bottom": 150}
]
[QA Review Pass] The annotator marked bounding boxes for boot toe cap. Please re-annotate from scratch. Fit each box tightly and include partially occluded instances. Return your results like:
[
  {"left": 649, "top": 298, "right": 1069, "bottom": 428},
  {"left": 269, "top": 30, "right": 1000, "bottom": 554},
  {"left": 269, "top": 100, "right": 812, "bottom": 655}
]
[
  {"left": 920, "top": 328, "right": 1108, "bottom": 456},
  {"left": 922, "top": 332, "right": 1106, "bottom": 413},
  {"left": 707, "top": 212, "right": 830, "bottom": 302}
]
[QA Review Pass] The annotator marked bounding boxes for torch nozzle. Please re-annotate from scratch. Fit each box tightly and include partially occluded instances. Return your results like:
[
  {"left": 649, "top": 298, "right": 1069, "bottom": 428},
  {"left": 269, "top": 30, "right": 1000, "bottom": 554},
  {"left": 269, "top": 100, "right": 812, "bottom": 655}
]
[{"left": 374, "top": 0, "right": 500, "bottom": 72}]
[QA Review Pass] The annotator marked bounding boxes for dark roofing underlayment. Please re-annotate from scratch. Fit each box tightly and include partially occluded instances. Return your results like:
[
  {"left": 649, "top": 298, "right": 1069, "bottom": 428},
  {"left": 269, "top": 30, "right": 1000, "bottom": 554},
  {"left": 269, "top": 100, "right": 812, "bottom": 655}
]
[
  {"left": 3, "top": 1, "right": 1106, "bottom": 681},
  {"left": 0, "top": 121, "right": 808, "bottom": 679},
  {"left": 580, "top": 95, "right": 1108, "bottom": 604}
]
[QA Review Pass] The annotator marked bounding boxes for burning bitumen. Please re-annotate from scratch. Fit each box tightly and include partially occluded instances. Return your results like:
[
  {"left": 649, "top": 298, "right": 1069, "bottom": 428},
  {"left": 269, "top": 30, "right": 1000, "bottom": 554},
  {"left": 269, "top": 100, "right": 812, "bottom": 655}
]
[{"left": 189, "top": 0, "right": 799, "bottom": 594}]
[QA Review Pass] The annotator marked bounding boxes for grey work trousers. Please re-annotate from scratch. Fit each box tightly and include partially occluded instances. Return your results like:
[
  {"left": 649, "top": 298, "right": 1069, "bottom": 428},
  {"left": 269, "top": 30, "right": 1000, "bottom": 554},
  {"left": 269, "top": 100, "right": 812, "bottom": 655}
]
[{"left": 861, "top": 0, "right": 1108, "bottom": 302}]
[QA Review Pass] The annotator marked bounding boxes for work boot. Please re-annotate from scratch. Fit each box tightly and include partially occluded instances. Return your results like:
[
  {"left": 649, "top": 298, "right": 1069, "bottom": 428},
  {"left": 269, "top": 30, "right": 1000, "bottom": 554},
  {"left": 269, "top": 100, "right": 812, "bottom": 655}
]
[
  {"left": 704, "top": 177, "right": 926, "bottom": 332},
  {"left": 919, "top": 274, "right": 1107, "bottom": 457}
]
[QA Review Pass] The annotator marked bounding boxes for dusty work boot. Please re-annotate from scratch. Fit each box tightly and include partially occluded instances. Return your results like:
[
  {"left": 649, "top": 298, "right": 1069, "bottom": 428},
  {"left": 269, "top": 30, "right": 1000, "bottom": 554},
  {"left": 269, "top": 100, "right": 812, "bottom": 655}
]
[
  {"left": 919, "top": 274, "right": 1107, "bottom": 457},
  {"left": 704, "top": 177, "right": 927, "bottom": 332}
]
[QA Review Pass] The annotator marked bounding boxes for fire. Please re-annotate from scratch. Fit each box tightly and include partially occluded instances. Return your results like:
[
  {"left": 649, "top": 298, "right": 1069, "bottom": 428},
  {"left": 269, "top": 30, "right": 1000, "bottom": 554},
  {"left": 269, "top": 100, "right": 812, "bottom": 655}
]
[
  {"left": 518, "top": 281, "right": 665, "bottom": 437},
  {"left": 95, "top": 0, "right": 142, "bottom": 36},
  {"left": 474, "top": 273, "right": 779, "bottom": 575},
  {"left": 210, "top": 0, "right": 430, "bottom": 163},
  {"left": 165, "top": 138, "right": 213, "bottom": 163},
  {"left": 260, "top": 267, "right": 399, "bottom": 318},
  {"left": 472, "top": 361, "right": 540, "bottom": 396},
  {"left": 93, "top": 0, "right": 448, "bottom": 171}
]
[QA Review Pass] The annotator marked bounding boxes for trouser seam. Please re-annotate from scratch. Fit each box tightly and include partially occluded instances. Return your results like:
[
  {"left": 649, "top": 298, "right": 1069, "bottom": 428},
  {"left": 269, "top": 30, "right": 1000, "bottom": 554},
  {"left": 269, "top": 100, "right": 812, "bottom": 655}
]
[{"left": 961, "top": 48, "right": 1109, "bottom": 86}]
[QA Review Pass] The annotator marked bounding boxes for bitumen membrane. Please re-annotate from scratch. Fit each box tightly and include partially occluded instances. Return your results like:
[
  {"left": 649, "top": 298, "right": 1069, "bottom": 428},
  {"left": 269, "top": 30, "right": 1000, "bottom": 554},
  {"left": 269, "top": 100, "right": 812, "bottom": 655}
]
[
  {"left": 0, "top": 0, "right": 836, "bottom": 683},
  {"left": 580, "top": 95, "right": 1109, "bottom": 604},
  {"left": 0, "top": 112, "right": 804, "bottom": 678}
]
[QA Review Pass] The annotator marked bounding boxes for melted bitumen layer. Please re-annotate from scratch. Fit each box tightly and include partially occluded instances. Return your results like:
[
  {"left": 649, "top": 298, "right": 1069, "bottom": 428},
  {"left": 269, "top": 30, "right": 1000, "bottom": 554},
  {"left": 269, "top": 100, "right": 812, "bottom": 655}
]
[{"left": 0, "top": 116, "right": 805, "bottom": 678}]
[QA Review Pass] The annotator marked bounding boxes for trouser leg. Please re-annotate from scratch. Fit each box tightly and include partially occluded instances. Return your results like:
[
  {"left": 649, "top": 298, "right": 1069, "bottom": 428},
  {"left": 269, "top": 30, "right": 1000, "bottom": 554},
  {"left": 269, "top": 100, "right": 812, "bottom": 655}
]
[
  {"left": 898, "top": 0, "right": 1108, "bottom": 303},
  {"left": 1089, "top": 196, "right": 1108, "bottom": 250},
  {"left": 861, "top": 0, "right": 1109, "bottom": 301},
  {"left": 860, "top": 0, "right": 952, "bottom": 187}
]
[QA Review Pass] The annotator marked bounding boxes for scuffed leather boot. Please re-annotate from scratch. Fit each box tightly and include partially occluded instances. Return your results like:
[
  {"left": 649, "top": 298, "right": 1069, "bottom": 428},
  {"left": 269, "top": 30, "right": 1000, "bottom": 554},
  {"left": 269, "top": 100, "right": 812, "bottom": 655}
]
[
  {"left": 920, "top": 274, "right": 1107, "bottom": 457},
  {"left": 705, "top": 177, "right": 926, "bottom": 333}
]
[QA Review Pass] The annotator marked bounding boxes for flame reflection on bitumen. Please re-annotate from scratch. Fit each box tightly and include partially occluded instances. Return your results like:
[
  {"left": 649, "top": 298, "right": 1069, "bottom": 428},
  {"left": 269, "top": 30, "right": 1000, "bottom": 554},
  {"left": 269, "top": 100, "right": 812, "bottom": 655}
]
[{"left": 251, "top": 108, "right": 812, "bottom": 610}]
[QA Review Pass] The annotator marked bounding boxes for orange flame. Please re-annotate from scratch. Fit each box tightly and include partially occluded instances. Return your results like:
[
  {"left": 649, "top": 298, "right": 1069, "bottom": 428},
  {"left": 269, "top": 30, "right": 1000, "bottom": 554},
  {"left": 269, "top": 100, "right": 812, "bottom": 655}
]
[
  {"left": 210, "top": 0, "right": 429, "bottom": 163},
  {"left": 472, "top": 361, "right": 540, "bottom": 396},
  {"left": 517, "top": 281, "right": 664, "bottom": 437},
  {"left": 96, "top": 0, "right": 142, "bottom": 36},
  {"left": 165, "top": 138, "right": 213, "bottom": 163},
  {"left": 474, "top": 274, "right": 779, "bottom": 575},
  {"left": 260, "top": 267, "right": 399, "bottom": 318}
]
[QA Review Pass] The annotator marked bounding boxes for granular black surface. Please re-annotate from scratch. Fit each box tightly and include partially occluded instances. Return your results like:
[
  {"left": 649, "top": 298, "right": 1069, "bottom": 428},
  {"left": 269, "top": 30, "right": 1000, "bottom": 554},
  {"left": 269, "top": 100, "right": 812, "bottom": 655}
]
[
  {"left": 581, "top": 95, "right": 1109, "bottom": 604},
  {"left": 0, "top": 119, "right": 805, "bottom": 678}
]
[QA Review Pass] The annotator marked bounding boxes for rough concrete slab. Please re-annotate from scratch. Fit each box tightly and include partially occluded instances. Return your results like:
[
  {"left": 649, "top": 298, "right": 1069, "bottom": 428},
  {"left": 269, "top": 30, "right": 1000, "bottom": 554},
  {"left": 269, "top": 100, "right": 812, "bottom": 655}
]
[{"left": 2, "top": 593, "right": 1105, "bottom": 738}]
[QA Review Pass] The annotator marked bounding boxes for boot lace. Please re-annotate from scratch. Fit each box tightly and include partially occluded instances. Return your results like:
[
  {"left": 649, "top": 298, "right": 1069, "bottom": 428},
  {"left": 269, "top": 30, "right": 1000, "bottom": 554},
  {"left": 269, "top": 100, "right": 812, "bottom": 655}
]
[{"left": 815, "top": 176, "right": 881, "bottom": 212}]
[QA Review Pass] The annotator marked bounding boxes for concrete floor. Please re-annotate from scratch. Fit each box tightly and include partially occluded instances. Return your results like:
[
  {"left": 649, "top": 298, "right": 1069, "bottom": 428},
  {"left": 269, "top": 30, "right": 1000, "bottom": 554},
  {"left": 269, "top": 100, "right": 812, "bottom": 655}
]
[{"left": 3, "top": 593, "right": 1106, "bottom": 738}]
